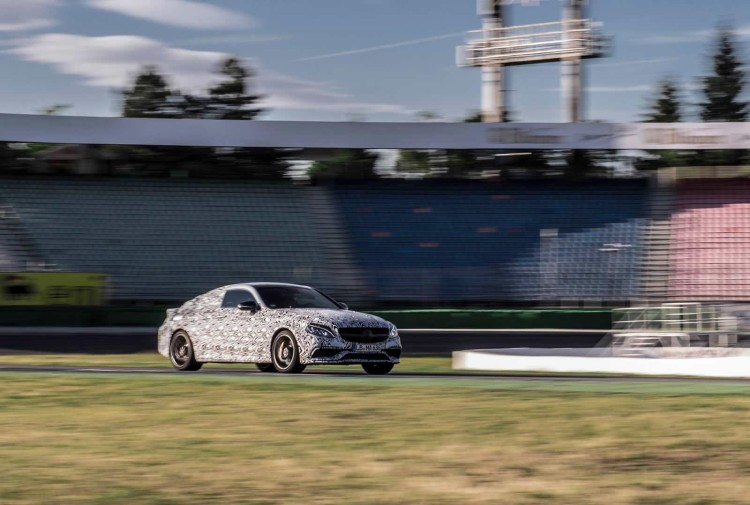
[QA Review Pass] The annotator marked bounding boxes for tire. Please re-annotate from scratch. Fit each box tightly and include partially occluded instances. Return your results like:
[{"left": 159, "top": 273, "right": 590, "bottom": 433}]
[
  {"left": 362, "top": 363, "right": 394, "bottom": 375},
  {"left": 271, "top": 331, "right": 306, "bottom": 374},
  {"left": 169, "top": 331, "right": 202, "bottom": 371},
  {"left": 256, "top": 363, "right": 276, "bottom": 373}
]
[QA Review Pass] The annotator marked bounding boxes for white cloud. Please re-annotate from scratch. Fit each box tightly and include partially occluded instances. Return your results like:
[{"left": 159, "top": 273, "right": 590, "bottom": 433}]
[
  {"left": 9, "top": 33, "right": 226, "bottom": 90},
  {"left": 86, "top": 0, "right": 254, "bottom": 30},
  {"left": 0, "top": 0, "right": 59, "bottom": 32},
  {"left": 8, "top": 33, "right": 411, "bottom": 115}
]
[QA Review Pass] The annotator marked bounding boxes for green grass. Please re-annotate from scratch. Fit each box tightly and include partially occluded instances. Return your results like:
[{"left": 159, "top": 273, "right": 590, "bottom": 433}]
[
  {"left": 0, "top": 367, "right": 749, "bottom": 504},
  {"left": 0, "top": 353, "right": 454, "bottom": 373}
]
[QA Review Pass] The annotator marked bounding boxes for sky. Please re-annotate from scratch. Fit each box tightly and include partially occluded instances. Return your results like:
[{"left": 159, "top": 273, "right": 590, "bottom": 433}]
[{"left": 0, "top": 0, "right": 749, "bottom": 123}]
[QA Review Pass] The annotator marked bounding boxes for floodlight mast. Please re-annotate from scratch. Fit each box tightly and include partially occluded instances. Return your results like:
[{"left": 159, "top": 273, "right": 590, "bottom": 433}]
[
  {"left": 458, "top": 0, "right": 608, "bottom": 123},
  {"left": 478, "top": 0, "right": 506, "bottom": 123},
  {"left": 562, "top": 0, "right": 585, "bottom": 123}
]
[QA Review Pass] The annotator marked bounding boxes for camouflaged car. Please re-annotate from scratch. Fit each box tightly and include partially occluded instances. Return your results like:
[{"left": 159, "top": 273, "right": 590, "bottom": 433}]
[{"left": 158, "top": 283, "right": 401, "bottom": 374}]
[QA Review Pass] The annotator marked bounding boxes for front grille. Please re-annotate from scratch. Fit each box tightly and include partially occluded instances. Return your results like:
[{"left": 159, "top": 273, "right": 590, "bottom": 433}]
[{"left": 338, "top": 327, "right": 389, "bottom": 343}]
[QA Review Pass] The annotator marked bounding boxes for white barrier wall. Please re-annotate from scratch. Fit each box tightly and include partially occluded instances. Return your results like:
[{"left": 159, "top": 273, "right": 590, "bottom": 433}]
[{"left": 1, "top": 114, "right": 749, "bottom": 150}]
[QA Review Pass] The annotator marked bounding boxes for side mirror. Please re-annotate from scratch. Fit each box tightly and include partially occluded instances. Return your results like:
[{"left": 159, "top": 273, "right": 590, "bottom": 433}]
[
  {"left": 238, "top": 300, "right": 259, "bottom": 312},
  {"left": 339, "top": 302, "right": 348, "bottom": 310}
]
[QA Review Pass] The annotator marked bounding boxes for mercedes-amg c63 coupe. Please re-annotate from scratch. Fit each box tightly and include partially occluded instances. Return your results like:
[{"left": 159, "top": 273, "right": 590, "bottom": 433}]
[{"left": 158, "top": 283, "right": 401, "bottom": 374}]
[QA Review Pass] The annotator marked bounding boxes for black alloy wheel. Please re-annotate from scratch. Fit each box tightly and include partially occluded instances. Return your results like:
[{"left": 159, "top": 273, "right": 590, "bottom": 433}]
[{"left": 169, "top": 331, "right": 203, "bottom": 371}]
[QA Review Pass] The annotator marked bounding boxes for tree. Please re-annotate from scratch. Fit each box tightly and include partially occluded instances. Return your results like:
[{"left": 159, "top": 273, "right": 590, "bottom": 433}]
[
  {"left": 637, "top": 78, "right": 692, "bottom": 169},
  {"left": 200, "top": 57, "right": 287, "bottom": 178},
  {"left": 394, "top": 149, "right": 432, "bottom": 175},
  {"left": 644, "top": 78, "right": 682, "bottom": 123},
  {"left": 120, "top": 59, "right": 288, "bottom": 178},
  {"left": 204, "top": 57, "right": 264, "bottom": 120},
  {"left": 122, "top": 66, "right": 178, "bottom": 119},
  {"left": 700, "top": 28, "right": 748, "bottom": 122},
  {"left": 308, "top": 150, "right": 379, "bottom": 181},
  {"left": 697, "top": 27, "right": 749, "bottom": 166}
]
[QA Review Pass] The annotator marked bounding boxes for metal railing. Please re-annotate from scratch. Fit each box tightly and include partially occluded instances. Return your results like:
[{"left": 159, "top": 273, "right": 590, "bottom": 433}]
[{"left": 458, "top": 20, "right": 608, "bottom": 67}]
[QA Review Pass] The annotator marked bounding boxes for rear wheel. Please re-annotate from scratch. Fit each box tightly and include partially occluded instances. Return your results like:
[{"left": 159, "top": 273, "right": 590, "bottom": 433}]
[
  {"left": 362, "top": 363, "right": 394, "bottom": 375},
  {"left": 169, "top": 331, "right": 202, "bottom": 371},
  {"left": 271, "top": 331, "right": 306, "bottom": 374}
]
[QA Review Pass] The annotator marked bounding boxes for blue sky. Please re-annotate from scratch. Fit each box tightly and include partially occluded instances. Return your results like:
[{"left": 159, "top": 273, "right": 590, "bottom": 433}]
[{"left": 0, "top": 0, "right": 749, "bottom": 123}]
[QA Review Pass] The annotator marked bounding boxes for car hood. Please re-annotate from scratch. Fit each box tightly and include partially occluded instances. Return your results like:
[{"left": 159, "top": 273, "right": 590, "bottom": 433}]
[{"left": 272, "top": 308, "right": 391, "bottom": 329}]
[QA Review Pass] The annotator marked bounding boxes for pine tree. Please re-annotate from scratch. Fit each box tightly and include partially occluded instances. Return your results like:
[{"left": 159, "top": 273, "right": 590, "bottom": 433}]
[
  {"left": 204, "top": 57, "right": 263, "bottom": 120},
  {"left": 698, "top": 27, "right": 748, "bottom": 166},
  {"left": 122, "top": 66, "right": 178, "bottom": 119},
  {"left": 645, "top": 78, "right": 682, "bottom": 123},
  {"left": 637, "top": 78, "right": 691, "bottom": 169},
  {"left": 700, "top": 28, "right": 748, "bottom": 122}
]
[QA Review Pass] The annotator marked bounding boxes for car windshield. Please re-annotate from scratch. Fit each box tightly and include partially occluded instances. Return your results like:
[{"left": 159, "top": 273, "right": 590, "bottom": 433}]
[{"left": 255, "top": 285, "right": 341, "bottom": 310}]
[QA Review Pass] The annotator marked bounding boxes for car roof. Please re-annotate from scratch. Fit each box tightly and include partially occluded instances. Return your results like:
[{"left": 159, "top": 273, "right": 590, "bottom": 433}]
[{"left": 224, "top": 282, "right": 313, "bottom": 291}]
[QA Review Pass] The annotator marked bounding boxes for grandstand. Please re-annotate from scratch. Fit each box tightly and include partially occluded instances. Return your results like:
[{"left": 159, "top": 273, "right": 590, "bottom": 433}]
[
  {"left": 1, "top": 175, "right": 651, "bottom": 305},
  {"left": 0, "top": 177, "right": 362, "bottom": 302},
  {"left": 334, "top": 179, "right": 647, "bottom": 303},
  {"left": 669, "top": 178, "right": 750, "bottom": 301}
]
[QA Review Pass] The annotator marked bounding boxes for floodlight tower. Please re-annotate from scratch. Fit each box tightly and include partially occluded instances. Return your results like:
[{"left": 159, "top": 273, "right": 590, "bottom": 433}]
[
  {"left": 562, "top": 0, "right": 585, "bottom": 123},
  {"left": 478, "top": 0, "right": 507, "bottom": 123},
  {"left": 457, "top": 0, "right": 608, "bottom": 123}
]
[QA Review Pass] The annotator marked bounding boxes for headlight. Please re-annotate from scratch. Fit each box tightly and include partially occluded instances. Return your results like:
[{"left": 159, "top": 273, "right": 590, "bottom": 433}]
[
  {"left": 389, "top": 325, "right": 399, "bottom": 339},
  {"left": 306, "top": 323, "right": 336, "bottom": 339}
]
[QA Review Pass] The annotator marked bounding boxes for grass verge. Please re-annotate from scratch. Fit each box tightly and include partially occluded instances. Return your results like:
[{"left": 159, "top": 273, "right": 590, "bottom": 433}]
[{"left": 0, "top": 370, "right": 749, "bottom": 504}]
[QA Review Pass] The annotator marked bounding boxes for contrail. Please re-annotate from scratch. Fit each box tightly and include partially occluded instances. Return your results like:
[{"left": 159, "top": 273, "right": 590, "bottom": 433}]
[{"left": 299, "top": 31, "right": 466, "bottom": 62}]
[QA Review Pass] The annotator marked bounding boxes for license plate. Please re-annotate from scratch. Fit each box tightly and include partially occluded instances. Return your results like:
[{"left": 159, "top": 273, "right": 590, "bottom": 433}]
[{"left": 354, "top": 343, "right": 382, "bottom": 352}]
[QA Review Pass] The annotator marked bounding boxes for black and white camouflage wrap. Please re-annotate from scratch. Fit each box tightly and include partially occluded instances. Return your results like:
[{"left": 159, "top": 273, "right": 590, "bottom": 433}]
[{"left": 157, "top": 283, "right": 401, "bottom": 366}]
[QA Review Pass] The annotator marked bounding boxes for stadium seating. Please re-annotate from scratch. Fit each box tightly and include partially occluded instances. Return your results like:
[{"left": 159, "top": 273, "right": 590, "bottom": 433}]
[
  {"left": 0, "top": 176, "right": 649, "bottom": 304},
  {"left": 0, "top": 177, "right": 334, "bottom": 301},
  {"left": 669, "top": 179, "right": 750, "bottom": 301},
  {"left": 333, "top": 180, "right": 648, "bottom": 302}
]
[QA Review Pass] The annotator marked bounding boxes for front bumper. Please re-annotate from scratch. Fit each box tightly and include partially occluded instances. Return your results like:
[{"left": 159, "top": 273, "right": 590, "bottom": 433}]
[{"left": 307, "top": 346, "right": 401, "bottom": 364}]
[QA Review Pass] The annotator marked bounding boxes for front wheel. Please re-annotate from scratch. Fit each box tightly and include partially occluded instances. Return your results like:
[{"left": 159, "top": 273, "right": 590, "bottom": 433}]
[
  {"left": 169, "top": 331, "right": 202, "bottom": 371},
  {"left": 271, "top": 331, "right": 306, "bottom": 374},
  {"left": 256, "top": 363, "right": 276, "bottom": 373},
  {"left": 362, "top": 363, "right": 394, "bottom": 375}
]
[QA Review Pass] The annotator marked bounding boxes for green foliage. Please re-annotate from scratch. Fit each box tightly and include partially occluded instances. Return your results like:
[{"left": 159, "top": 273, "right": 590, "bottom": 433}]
[
  {"left": 308, "top": 149, "right": 379, "bottom": 181},
  {"left": 644, "top": 78, "right": 682, "bottom": 123},
  {"left": 699, "top": 28, "right": 748, "bottom": 122},
  {"left": 119, "top": 59, "right": 287, "bottom": 178},
  {"left": 394, "top": 149, "right": 432, "bottom": 175},
  {"left": 696, "top": 27, "right": 749, "bottom": 166},
  {"left": 205, "top": 57, "right": 263, "bottom": 120},
  {"left": 122, "top": 66, "right": 177, "bottom": 119},
  {"left": 637, "top": 78, "right": 693, "bottom": 170}
]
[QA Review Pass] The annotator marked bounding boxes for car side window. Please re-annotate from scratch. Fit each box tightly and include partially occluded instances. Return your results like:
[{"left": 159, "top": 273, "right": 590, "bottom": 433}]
[{"left": 221, "top": 289, "right": 256, "bottom": 308}]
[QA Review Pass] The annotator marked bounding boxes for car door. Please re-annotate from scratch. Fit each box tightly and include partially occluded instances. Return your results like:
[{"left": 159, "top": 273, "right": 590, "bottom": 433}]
[
  {"left": 219, "top": 288, "right": 262, "bottom": 362},
  {"left": 188, "top": 289, "right": 227, "bottom": 362}
]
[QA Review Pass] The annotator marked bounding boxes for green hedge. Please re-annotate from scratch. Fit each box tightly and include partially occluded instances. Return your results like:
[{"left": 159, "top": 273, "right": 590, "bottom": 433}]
[
  {"left": 0, "top": 307, "right": 168, "bottom": 327},
  {"left": 0, "top": 307, "right": 612, "bottom": 329},
  {"left": 369, "top": 309, "right": 611, "bottom": 330}
]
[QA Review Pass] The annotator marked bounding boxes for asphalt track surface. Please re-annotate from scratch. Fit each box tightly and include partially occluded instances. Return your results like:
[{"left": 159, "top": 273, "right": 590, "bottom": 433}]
[
  {"left": 0, "top": 329, "right": 606, "bottom": 354},
  {"left": 1, "top": 364, "right": 748, "bottom": 383}
]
